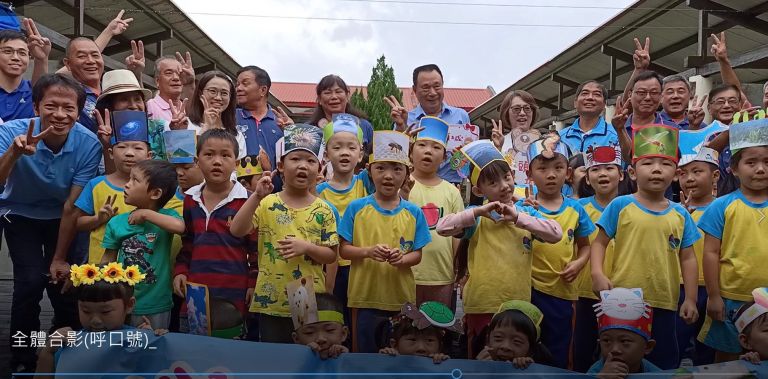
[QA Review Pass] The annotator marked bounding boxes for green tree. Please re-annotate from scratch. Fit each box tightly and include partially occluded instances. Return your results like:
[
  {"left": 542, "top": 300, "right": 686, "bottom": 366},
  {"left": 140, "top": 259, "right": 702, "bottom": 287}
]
[{"left": 353, "top": 55, "right": 403, "bottom": 130}]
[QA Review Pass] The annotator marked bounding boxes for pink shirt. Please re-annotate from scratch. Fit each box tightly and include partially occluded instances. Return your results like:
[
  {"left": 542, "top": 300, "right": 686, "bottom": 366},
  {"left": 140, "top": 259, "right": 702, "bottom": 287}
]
[
  {"left": 146, "top": 94, "right": 172, "bottom": 123},
  {"left": 436, "top": 204, "right": 562, "bottom": 243}
]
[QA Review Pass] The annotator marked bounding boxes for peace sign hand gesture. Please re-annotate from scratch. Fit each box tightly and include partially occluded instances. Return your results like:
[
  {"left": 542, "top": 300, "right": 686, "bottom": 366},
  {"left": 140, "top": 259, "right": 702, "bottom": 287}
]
[
  {"left": 200, "top": 96, "right": 222, "bottom": 131},
  {"left": 98, "top": 194, "right": 120, "bottom": 223},
  {"left": 169, "top": 98, "right": 189, "bottom": 130},
  {"left": 274, "top": 106, "right": 294, "bottom": 129},
  {"left": 12, "top": 119, "right": 51, "bottom": 156},
  {"left": 175, "top": 51, "right": 195, "bottom": 86},
  {"left": 633, "top": 37, "right": 651, "bottom": 70},
  {"left": 679, "top": 190, "right": 695, "bottom": 213},
  {"left": 687, "top": 94, "right": 708, "bottom": 130},
  {"left": 124, "top": 40, "right": 145, "bottom": 74},
  {"left": 383, "top": 96, "right": 408, "bottom": 131},
  {"left": 94, "top": 109, "right": 113, "bottom": 146},
  {"left": 491, "top": 119, "right": 504, "bottom": 150},
  {"left": 611, "top": 96, "right": 632, "bottom": 133},
  {"left": 710, "top": 32, "right": 729, "bottom": 63},
  {"left": 23, "top": 18, "right": 50, "bottom": 61},
  {"left": 106, "top": 10, "right": 133, "bottom": 37}
]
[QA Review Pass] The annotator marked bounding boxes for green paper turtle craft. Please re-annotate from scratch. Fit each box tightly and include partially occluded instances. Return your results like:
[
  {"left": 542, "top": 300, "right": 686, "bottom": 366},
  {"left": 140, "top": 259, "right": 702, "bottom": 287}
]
[{"left": 398, "top": 301, "right": 463, "bottom": 334}]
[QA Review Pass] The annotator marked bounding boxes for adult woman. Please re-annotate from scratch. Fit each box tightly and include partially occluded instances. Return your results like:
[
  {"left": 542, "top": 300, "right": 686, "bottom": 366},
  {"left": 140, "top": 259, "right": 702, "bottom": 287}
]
[
  {"left": 187, "top": 71, "right": 246, "bottom": 159},
  {"left": 308, "top": 75, "right": 374, "bottom": 159},
  {"left": 492, "top": 90, "right": 541, "bottom": 186}
]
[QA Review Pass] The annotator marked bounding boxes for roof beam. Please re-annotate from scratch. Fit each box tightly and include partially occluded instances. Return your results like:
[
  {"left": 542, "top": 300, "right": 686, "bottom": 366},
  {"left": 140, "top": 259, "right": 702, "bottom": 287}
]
[
  {"left": 102, "top": 29, "right": 173, "bottom": 56},
  {"left": 194, "top": 63, "right": 217, "bottom": 73},
  {"left": 600, "top": 44, "right": 677, "bottom": 76},
  {"left": 687, "top": 0, "right": 768, "bottom": 36},
  {"left": 680, "top": 43, "right": 768, "bottom": 78},
  {"left": 550, "top": 74, "right": 579, "bottom": 89}
]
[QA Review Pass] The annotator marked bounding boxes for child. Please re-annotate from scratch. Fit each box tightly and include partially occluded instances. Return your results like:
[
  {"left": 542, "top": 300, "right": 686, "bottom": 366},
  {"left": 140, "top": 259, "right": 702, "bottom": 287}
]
[
  {"left": 591, "top": 124, "right": 701, "bottom": 370},
  {"left": 408, "top": 117, "right": 465, "bottom": 306},
  {"left": 524, "top": 133, "right": 595, "bottom": 369},
  {"left": 476, "top": 300, "right": 552, "bottom": 368},
  {"left": 588, "top": 288, "right": 660, "bottom": 375},
  {"left": 379, "top": 301, "right": 462, "bottom": 364},
  {"left": 236, "top": 154, "right": 269, "bottom": 192},
  {"left": 572, "top": 145, "right": 624, "bottom": 372},
  {"left": 174, "top": 129, "right": 260, "bottom": 332},
  {"left": 677, "top": 147, "right": 720, "bottom": 366},
  {"left": 35, "top": 262, "right": 151, "bottom": 377},
  {"left": 292, "top": 293, "right": 350, "bottom": 360},
  {"left": 338, "top": 131, "right": 431, "bottom": 353},
  {"left": 436, "top": 140, "right": 562, "bottom": 359},
  {"left": 75, "top": 113, "right": 152, "bottom": 263},
  {"left": 565, "top": 153, "right": 586, "bottom": 198},
  {"left": 698, "top": 117, "right": 768, "bottom": 363},
  {"left": 736, "top": 288, "right": 768, "bottom": 364},
  {"left": 101, "top": 160, "right": 184, "bottom": 329},
  {"left": 316, "top": 114, "right": 372, "bottom": 324},
  {"left": 230, "top": 124, "right": 338, "bottom": 343}
]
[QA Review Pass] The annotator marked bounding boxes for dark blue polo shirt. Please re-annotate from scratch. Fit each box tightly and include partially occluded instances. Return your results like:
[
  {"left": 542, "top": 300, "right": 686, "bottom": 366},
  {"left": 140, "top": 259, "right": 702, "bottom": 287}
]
[
  {"left": 236, "top": 106, "right": 284, "bottom": 191},
  {"left": 0, "top": 79, "right": 33, "bottom": 121}
]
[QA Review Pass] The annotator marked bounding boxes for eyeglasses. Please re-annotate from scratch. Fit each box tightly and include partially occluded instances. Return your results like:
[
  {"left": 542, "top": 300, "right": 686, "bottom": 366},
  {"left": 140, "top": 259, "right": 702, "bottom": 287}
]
[
  {"left": 0, "top": 47, "right": 28, "bottom": 58},
  {"left": 204, "top": 88, "right": 230, "bottom": 99},
  {"left": 633, "top": 90, "right": 661, "bottom": 99},
  {"left": 510, "top": 105, "right": 533, "bottom": 114},
  {"left": 711, "top": 98, "right": 739, "bottom": 107}
]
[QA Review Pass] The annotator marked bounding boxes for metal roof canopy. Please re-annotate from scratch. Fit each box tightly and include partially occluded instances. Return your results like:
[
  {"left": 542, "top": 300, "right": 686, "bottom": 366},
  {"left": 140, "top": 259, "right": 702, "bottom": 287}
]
[
  {"left": 470, "top": 0, "right": 768, "bottom": 130},
  {"left": 11, "top": 0, "right": 290, "bottom": 112}
]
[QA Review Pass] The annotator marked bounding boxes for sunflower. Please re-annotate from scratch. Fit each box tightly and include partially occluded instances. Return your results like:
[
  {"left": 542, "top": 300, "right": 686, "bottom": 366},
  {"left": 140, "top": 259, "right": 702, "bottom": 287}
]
[
  {"left": 69, "top": 264, "right": 83, "bottom": 287},
  {"left": 101, "top": 262, "right": 125, "bottom": 284},
  {"left": 78, "top": 264, "right": 101, "bottom": 286},
  {"left": 124, "top": 265, "right": 146, "bottom": 286}
]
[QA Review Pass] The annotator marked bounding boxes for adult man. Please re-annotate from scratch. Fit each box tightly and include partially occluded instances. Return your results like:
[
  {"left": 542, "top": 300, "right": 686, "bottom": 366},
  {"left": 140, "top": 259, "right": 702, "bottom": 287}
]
[
  {"left": 660, "top": 75, "right": 706, "bottom": 130},
  {"left": 235, "top": 65, "right": 284, "bottom": 174},
  {"left": 0, "top": 74, "right": 101, "bottom": 372},
  {"left": 559, "top": 80, "right": 618, "bottom": 154},
  {"left": 146, "top": 53, "right": 195, "bottom": 124},
  {"left": 388, "top": 64, "right": 470, "bottom": 183},
  {"left": 61, "top": 37, "right": 104, "bottom": 133},
  {"left": 0, "top": 19, "right": 50, "bottom": 121}
]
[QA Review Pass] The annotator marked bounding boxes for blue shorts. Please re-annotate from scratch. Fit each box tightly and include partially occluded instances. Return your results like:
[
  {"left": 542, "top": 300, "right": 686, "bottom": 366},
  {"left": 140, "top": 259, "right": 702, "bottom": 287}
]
[{"left": 698, "top": 298, "right": 745, "bottom": 354}]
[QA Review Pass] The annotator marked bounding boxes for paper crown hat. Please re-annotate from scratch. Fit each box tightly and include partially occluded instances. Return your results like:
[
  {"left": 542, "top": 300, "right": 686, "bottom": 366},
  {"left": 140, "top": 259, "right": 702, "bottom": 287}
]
[
  {"left": 416, "top": 116, "right": 449, "bottom": 147},
  {"left": 391, "top": 301, "right": 463, "bottom": 334},
  {"left": 729, "top": 110, "right": 768, "bottom": 154},
  {"left": 527, "top": 132, "right": 572, "bottom": 162},
  {"left": 585, "top": 145, "right": 622, "bottom": 168},
  {"left": 279, "top": 123, "right": 324, "bottom": 159},
  {"left": 110, "top": 110, "right": 149, "bottom": 145},
  {"left": 495, "top": 300, "right": 543, "bottom": 339},
  {"left": 458, "top": 139, "right": 506, "bottom": 185},
  {"left": 679, "top": 146, "right": 719, "bottom": 167},
  {"left": 371, "top": 131, "right": 410, "bottom": 165},
  {"left": 236, "top": 155, "right": 266, "bottom": 178},
  {"left": 594, "top": 288, "right": 653, "bottom": 340},
  {"left": 632, "top": 124, "right": 679, "bottom": 164},
  {"left": 735, "top": 288, "right": 768, "bottom": 333},
  {"left": 322, "top": 113, "right": 363, "bottom": 144},
  {"left": 163, "top": 130, "right": 196, "bottom": 164}
]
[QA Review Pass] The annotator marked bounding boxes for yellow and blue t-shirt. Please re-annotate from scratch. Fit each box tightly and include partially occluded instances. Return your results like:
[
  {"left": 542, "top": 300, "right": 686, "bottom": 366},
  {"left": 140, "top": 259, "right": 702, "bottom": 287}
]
[
  {"left": 687, "top": 205, "right": 710, "bottom": 286},
  {"left": 249, "top": 193, "right": 340, "bottom": 316},
  {"left": 526, "top": 196, "right": 595, "bottom": 301},
  {"left": 409, "top": 180, "right": 465, "bottom": 286},
  {"left": 575, "top": 196, "right": 614, "bottom": 300},
  {"left": 74, "top": 175, "right": 135, "bottom": 263},
  {"left": 316, "top": 170, "right": 373, "bottom": 266},
  {"left": 597, "top": 195, "right": 701, "bottom": 310},
  {"left": 698, "top": 190, "right": 768, "bottom": 302},
  {"left": 338, "top": 195, "right": 431, "bottom": 311},
  {"left": 461, "top": 204, "right": 543, "bottom": 314}
]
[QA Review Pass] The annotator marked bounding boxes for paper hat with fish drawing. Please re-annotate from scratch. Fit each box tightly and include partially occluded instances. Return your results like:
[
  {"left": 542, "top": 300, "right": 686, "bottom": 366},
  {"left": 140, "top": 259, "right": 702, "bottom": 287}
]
[
  {"left": 594, "top": 288, "right": 653, "bottom": 340},
  {"left": 632, "top": 124, "right": 679, "bottom": 164},
  {"left": 729, "top": 110, "right": 768, "bottom": 154},
  {"left": 163, "top": 130, "right": 196, "bottom": 164},
  {"left": 458, "top": 139, "right": 506, "bottom": 185},
  {"left": 585, "top": 145, "right": 622, "bottom": 168},
  {"left": 279, "top": 123, "right": 324, "bottom": 159},
  {"left": 322, "top": 113, "right": 363, "bottom": 144},
  {"left": 527, "top": 132, "right": 572, "bottom": 162},
  {"left": 371, "top": 131, "right": 410, "bottom": 165},
  {"left": 111, "top": 110, "right": 149, "bottom": 145},
  {"left": 416, "top": 116, "right": 449, "bottom": 147}
]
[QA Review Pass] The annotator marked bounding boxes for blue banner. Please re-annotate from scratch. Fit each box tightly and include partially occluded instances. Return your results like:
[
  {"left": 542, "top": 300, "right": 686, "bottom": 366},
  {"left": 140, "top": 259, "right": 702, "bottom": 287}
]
[{"left": 47, "top": 332, "right": 767, "bottom": 378}]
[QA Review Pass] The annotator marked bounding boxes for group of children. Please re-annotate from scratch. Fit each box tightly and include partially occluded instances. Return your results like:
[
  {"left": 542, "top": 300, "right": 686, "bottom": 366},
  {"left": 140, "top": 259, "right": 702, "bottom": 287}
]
[{"left": 39, "top": 108, "right": 768, "bottom": 376}]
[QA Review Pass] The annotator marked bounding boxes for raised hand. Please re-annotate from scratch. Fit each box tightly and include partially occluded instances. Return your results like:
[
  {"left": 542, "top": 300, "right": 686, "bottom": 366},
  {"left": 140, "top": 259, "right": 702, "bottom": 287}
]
[
  {"left": 522, "top": 182, "right": 540, "bottom": 209},
  {"left": 254, "top": 171, "right": 275, "bottom": 198},
  {"left": 710, "top": 32, "right": 728, "bottom": 62},
  {"left": 98, "top": 194, "right": 119, "bottom": 223},
  {"left": 491, "top": 119, "right": 504, "bottom": 150},
  {"left": 687, "top": 95, "right": 707, "bottom": 130},
  {"left": 633, "top": 37, "right": 651, "bottom": 70},
  {"left": 403, "top": 123, "right": 425, "bottom": 139},
  {"left": 124, "top": 40, "right": 145, "bottom": 74},
  {"left": 175, "top": 51, "right": 195, "bottom": 86},
  {"left": 496, "top": 202, "right": 520, "bottom": 223},
  {"left": 399, "top": 174, "right": 416, "bottom": 201},
  {"left": 274, "top": 106, "right": 294, "bottom": 129},
  {"left": 23, "top": 18, "right": 50, "bottom": 61},
  {"left": 12, "top": 119, "right": 51, "bottom": 156},
  {"left": 168, "top": 98, "right": 189, "bottom": 130},
  {"left": 611, "top": 96, "right": 632, "bottom": 133},
  {"left": 679, "top": 190, "right": 694, "bottom": 213},
  {"left": 94, "top": 109, "right": 113, "bottom": 146},
  {"left": 200, "top": 96, "right": 222, "bottom": 130},
  {"left": 384, "top": 95, "right": 408, "bottom": 131},
  {"left": 106, "top": 10, "right": 133, "bottom": 37}
]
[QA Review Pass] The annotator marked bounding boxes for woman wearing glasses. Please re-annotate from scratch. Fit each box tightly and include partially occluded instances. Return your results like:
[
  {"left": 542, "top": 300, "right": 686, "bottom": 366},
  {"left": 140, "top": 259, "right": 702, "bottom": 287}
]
[
  {"left": 186, "top": 71, "right": 246, "bottom": 159},
  {"left": 492, "top": 90, "right": 541, "bottom": 188}
]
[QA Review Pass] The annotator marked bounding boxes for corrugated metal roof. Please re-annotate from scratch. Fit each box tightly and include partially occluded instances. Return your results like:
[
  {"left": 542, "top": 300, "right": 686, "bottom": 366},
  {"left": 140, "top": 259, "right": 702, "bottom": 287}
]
[{"left": 271, "top": 82, "right": 493, "bottom": 112}]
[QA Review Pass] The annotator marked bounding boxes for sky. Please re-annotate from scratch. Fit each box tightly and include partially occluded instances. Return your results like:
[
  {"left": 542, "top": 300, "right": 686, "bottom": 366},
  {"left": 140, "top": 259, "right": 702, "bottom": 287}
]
[{"left": 173, "top": 0, "right": 636, "bottom": 91}]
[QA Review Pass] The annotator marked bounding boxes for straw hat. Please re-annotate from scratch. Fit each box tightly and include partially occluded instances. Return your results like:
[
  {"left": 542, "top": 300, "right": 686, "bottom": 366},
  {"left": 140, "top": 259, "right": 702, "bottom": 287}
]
[{"left": 96, "top": 69, "right": 153, "bottom": 109}]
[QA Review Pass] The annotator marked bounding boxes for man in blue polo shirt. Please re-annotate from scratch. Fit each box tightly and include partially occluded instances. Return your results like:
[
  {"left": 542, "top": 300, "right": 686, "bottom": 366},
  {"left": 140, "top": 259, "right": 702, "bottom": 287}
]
[
  {"left": 61, "top": 37, "right": 104, "bottom": 134},
  {"left": 0, "top": 26, "right": 50, "bottom": 121},
  {"left": 559, "top": 80, "right": 619, "bottom": 154},
  {"left": 660, "top": 74, "right": 706, "bottom": 130},
  {"left": 0, "top": 74, "right": 101, "bottom": 372},
  {"left": 390, "top": 64, "right": 470, "bottom": 184}
]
